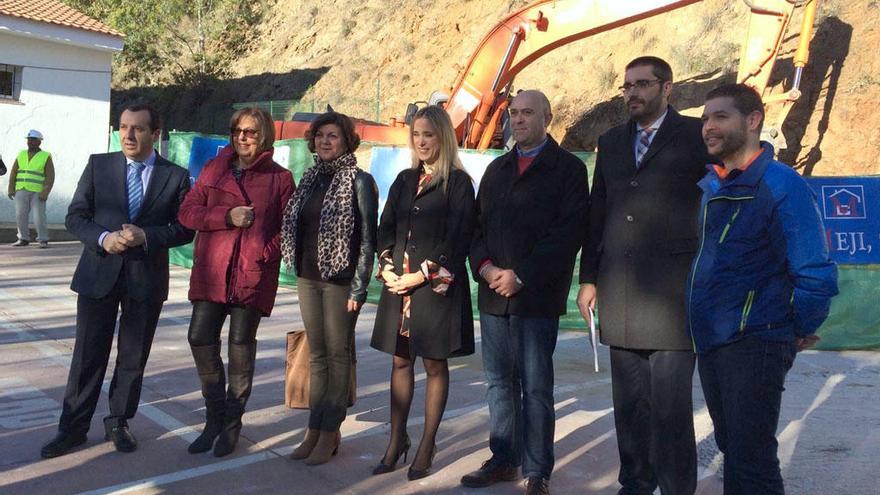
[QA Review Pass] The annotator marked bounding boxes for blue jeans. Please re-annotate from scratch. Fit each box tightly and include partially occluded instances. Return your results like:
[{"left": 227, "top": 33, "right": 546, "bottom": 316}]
[
  {"left": 698, "top": 337, "right": 796, "bottom": 495},
  {"left": 479, "top": 312, "right": 559, "bottom": 479}
]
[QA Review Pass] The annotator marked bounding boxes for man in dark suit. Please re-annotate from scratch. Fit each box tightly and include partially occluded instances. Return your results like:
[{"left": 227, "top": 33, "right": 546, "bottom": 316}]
[
  {"left": 464, "top": 90, "right": 589, "bottom": 495},
  {"left": 40, "top": 103, "right": 194, "bottom": 458},
  {"left": 577, "top": 57, "right": 709, "bottom": 495}
]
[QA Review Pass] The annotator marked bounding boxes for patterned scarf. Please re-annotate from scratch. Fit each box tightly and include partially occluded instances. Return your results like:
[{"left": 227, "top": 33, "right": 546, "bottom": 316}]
[{"left": 281, "top": 152, "right": 358, "bottom": 279}]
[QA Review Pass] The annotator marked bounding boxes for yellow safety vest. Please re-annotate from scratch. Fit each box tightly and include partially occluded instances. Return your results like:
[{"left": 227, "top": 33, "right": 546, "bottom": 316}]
[{"left": 15, "top": 150, "right": 50, "bottom": 193}]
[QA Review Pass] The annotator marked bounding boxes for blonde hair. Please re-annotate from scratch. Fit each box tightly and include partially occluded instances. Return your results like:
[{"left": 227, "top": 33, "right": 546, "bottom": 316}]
[{"left": 409, "top": 105, "right": 464, "bottom": 191}]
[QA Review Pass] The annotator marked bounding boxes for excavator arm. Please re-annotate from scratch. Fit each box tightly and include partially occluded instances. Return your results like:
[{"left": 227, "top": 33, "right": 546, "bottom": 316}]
[{"left": 442, "top": 0, "right": 814, "bottom": 150}]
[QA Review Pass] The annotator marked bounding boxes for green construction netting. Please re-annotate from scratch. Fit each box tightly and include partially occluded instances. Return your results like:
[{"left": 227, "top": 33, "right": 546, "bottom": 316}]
[
  {"left": 813, "top": 265, "right": 880, "bottom": 350},
  {"left": 116, "top": 133, "right": 875, "bottom": 350}
]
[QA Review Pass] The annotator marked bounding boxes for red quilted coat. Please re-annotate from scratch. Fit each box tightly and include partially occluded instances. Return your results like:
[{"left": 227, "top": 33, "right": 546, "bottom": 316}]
[{"left": 179, "top": 145, "right": 295, "bottom": 316}]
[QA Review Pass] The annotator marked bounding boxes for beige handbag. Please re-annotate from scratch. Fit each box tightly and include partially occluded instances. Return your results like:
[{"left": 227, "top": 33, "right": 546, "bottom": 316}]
[{"left": 285, "top": 330, "right": 357, "bottom": 409}]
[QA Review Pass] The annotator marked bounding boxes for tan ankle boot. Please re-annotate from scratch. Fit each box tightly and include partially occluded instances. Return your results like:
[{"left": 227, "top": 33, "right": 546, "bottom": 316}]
[
  {"left": 290, "top": 429, "right": 320, "bottom": 460},
  {"left": 304, "top": 430, "right": 341, "bottom": 465}
]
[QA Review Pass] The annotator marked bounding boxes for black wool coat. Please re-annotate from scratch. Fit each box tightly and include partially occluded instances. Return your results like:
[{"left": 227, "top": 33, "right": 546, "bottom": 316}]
[
  {"left": 370, "top": 167, "right": 476, "bottom": 359},
  {"left": 470, "top": 136, "right": 590, "bottom": 317},
  {"left": 580, "top": 107, "right": 710, "bottom": 350}
]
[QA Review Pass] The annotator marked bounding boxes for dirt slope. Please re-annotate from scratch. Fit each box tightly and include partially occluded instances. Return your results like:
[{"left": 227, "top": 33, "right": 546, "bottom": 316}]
[{"left": 128, "top": 0, "right": 879, "bottom": 176}]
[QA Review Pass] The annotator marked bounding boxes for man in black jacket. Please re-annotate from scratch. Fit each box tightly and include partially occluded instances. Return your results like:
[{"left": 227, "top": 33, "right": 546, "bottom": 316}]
[
  {"left": 464, "top": 90, "right": 589, "bottom": 495},
  {"left": 40, "top": 103, "right": 194, "bottom": 458},
  {"left": 578, "top": 57, "right": 709, "bottom": 495}
]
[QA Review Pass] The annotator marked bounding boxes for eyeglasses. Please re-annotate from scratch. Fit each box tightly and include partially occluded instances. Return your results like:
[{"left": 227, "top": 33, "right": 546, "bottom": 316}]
[
  {"left": 618, "top": 79, "right": 664, "bottom": 93},
  {"left": 230, "top": 127, "right": 259, "bottom": 139}
]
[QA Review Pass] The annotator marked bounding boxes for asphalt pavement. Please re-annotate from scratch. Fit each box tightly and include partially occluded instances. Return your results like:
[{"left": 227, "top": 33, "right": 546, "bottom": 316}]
[{"left": 1, "top": 242, "right": 877, "bottom": 494}]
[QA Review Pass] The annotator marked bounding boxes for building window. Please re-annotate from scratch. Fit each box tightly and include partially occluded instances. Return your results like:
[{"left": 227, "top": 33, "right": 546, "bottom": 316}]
[{"left": 0, "top": 64, "right": 23, "bottom": 101}]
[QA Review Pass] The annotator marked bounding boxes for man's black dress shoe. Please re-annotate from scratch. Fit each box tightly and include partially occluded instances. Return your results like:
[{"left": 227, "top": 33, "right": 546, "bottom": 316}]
[
  {"left": 40, "top": 431, "right": 87, "bottom": 458},
  {"left": 104, "top": 423, "right": 138, "bottom": 453},
  {"left": 460, "top": 458, "right": 519, "bottom": 488}
]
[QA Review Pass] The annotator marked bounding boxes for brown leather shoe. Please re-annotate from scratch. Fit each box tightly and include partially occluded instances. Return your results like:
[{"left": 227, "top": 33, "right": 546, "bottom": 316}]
[
  {"left": 525, "top": 476, "right": 550, "bottom": 495},
  {"left": 460, "top": 458, "right": 519, "bottom": 488}
]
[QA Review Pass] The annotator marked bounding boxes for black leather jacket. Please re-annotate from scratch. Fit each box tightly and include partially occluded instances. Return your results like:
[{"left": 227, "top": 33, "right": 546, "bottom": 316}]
[
  {"left": 347, "top": 170, "right": 379, "bottom": 302},
  {"left": 295, "top": 169, "right": 378, "bottom": 302}
]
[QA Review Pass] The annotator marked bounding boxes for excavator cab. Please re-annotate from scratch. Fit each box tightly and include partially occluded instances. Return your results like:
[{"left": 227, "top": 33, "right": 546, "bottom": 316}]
[
  {"left": 405, "top": 91, "right": 453, "bottom": 126},
  {"left": 404, "top": 102, "right": 423, "bottom": 126}
]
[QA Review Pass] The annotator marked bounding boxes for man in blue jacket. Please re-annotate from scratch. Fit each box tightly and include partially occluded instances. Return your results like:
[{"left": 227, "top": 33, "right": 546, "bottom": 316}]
[{"left": 689, "top": 83, "right": 838, "bottom": 494}]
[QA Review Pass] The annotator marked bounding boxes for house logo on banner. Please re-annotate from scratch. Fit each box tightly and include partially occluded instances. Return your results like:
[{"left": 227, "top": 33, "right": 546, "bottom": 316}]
[
  {"left": 807, "top": 178, "right": 879, "bottom": 264},
  {"left": 822, "top": 185, "right": 866, "bottom": 219}
]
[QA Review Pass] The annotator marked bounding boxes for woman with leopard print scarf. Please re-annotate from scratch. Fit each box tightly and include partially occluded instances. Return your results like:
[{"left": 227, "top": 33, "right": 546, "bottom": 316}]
[{"left": 281, "top": 112, "right": 378, "bottom": 466}]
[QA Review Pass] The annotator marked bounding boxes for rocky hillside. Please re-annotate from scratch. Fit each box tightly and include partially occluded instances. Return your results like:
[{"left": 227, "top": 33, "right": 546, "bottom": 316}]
[{"left": 116, "top": 0, "right": 879, "bottom": 176}]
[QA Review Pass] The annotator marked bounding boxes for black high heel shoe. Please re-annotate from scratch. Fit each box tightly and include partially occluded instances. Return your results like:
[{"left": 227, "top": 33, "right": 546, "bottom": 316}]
[
  {"left": 372, "top": 435, "right": 411, "bottom": 475},
  {"left": 406, "top": 444, "right": 437, "bottom": 481}
]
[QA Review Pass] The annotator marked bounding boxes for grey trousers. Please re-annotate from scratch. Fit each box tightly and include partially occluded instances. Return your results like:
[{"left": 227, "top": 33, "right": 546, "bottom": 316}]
[
  {"left": 15, "top": 190, "right": 49, "bottom": 242},
  {"left": 297, "top": 277, "right": 358, "bottom": 432}
]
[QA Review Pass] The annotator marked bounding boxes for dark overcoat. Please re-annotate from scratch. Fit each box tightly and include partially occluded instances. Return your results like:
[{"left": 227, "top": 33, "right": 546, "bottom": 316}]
[
  {"left": 371, "top": 167, "right": 476, "bottom": 359},
  {"left": 469, "top": 137, "right": 590, "bottom": 317},
  {"left": 580, "top": 107, "right": 709, "bottom": 350}
]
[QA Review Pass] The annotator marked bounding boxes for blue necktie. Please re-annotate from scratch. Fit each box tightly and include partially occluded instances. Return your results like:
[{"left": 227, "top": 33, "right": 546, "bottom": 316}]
[{"left": 128, "top": 161, "right": 145, "bottom": 220}]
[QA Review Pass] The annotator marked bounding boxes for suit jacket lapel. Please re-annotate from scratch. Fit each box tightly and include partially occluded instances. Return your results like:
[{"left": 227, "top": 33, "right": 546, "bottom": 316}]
[
  {"left": 638, "top": 108, "right": 683, "bottom": 170},
  {"left": 114, "top": 152, "right": 131, "bottom": 221},
  {"left": 140, "top": 155, "right": 174, "bottom": 217},
  {"left": 622, "top": 123, "right": 638, "bottom": 172}
]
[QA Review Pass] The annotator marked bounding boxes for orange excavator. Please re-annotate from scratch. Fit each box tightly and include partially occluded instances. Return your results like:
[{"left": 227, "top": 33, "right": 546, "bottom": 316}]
[{"left": 276, "top": 0, "right": 819, "bottom": 151}]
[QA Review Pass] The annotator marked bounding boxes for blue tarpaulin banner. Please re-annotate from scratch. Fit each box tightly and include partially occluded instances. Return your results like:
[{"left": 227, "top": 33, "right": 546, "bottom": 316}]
[
  {"left": 805, "top": 177, "right": 880, "bottom": 265},
  {"left": 188, "top": 137, "right": 229, "bottom": 182},
  {"left": 369, "top": 146, "right": 507, "bottom": 214}
]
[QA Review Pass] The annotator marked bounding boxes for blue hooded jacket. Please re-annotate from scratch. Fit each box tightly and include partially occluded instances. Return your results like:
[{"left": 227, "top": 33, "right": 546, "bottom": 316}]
[{"left": 686, "top": 143, "right": 838, "bottom": 354}]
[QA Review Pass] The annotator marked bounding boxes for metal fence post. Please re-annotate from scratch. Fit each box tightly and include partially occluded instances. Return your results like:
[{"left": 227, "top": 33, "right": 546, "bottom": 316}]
[{"left": 375, "top": 76, "right": 380, "bottom": 122}]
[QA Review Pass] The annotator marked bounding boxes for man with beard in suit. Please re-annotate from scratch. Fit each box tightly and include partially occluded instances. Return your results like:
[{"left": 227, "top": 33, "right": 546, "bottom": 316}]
[{"left": 578, "top": 57, "right": 709, "bottom": 495}]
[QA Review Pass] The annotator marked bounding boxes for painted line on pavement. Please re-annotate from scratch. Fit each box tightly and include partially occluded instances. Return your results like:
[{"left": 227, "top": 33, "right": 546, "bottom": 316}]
[
  {"left": 0, "top": 290, "right": 199, "bottom": 444},
  {"left": 66, "top": 370, "right": 620, "bottom": 494},
  {"left": 72, "top": 450, "right": 282, "bottom": 495},
  {"left": 776, "top": 372, "right": 845, "bottom": 469}
]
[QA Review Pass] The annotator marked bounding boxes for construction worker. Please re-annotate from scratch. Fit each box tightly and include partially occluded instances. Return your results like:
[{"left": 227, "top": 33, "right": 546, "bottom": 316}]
[{"left": 8, "top": 130, "right": 54, "bottom": 247}]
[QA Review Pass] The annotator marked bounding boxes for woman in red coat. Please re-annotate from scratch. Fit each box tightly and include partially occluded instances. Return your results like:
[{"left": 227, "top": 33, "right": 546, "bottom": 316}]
[{"left": 178, "top": 108, "right": 294, "bottom": 457}]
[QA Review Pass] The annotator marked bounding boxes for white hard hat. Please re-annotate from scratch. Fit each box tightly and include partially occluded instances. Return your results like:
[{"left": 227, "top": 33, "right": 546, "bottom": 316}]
[{"left": 26, "top": 130, "right": 44, "bottom": 140}]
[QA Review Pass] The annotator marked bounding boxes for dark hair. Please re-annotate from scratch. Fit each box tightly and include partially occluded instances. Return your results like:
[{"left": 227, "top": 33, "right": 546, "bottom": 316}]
[
  {"left": 229, "top": 107, "right": 276, "bottom": 153},
  {"left": 705, "top": 83, "right": 765, "bottom": 129},
  {"left": 122, "top": 102, "right": 162, "bottom": 131},
  {"left": 305, "top": 112, "right": 361, "bottom": 154},
  {"left": 625, "top": 56, "right": 673, "bottom": 82}
]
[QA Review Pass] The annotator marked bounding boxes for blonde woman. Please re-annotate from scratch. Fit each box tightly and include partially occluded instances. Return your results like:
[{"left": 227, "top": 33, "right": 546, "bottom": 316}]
[{"left": 370, "top": 105, "right": 476, "bottom": 480}]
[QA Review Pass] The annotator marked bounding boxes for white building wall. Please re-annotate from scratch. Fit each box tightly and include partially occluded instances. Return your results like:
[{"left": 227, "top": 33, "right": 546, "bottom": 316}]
[{"left": 0, "top": 20, "right": 121, "bottom": 227}]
